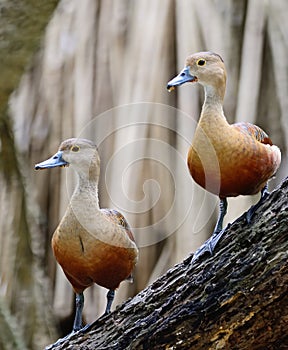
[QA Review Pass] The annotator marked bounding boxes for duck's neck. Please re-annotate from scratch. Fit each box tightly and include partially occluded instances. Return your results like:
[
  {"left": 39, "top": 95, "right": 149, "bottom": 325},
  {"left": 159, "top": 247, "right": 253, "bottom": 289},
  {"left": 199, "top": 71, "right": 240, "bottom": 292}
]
[
  {"left": 71, "top": 169, "right": 100, "bottom": 209},
  {"left": 199, "top": 85, "right": 228, "bottom": 127}
]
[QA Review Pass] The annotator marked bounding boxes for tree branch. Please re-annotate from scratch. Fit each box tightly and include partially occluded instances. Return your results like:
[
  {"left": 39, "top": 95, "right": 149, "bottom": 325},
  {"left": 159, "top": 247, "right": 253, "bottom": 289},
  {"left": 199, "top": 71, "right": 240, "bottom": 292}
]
[{"left": 48, "top": 178, "right": 288, "bottom": 349}]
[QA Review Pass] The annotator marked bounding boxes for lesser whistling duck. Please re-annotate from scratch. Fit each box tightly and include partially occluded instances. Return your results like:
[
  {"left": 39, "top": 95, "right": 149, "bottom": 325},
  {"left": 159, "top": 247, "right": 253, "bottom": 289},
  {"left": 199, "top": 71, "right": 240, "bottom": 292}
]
[
  {"left": 35, "top": 138, "right": 138, "bottom": 342},
  {"left": 167, "top": 51, "right": 281, "bottom": 259}
]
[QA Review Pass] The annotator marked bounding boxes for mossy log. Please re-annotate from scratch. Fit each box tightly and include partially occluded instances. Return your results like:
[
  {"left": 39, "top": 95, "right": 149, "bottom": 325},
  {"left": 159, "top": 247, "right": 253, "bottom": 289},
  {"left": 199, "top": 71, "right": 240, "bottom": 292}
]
[{"left": 48, "top": 178, "right": 288, "bottom": 349}]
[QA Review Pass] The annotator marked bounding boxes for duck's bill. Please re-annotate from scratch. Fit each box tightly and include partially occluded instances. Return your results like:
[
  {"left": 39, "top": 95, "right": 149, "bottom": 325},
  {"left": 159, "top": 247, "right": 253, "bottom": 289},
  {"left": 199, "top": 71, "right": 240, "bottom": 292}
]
[
  {"left": 35, "top": 151, "right": 68, "bottom": 170},
  {"left": 167, "top": 66, "right": 197, "bottom": 91}
]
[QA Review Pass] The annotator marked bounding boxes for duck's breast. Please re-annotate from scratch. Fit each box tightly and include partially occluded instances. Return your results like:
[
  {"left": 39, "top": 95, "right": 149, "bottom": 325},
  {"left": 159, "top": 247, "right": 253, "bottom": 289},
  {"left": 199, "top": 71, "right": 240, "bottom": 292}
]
[
  {"left": 188, "top": 123, "right": 281, "bottom": 197},
  {"left": 51, "top": 211, "right": 138, "bottom": 293}
]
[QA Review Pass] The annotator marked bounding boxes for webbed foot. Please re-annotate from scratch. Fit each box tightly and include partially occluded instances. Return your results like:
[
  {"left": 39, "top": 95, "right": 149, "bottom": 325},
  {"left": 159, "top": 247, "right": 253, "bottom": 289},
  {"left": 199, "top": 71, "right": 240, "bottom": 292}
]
[
  {"left": 192, "top": 198, "right": 228, "bottom": 263},
  {"left": 191, "top": 228, "right": 227, "bottom": 262},
  {"left": 246, "top": 185, "right": 269, "bottom": 224},
  {"left": 45, "top": 331, "right": 77, "bottom": 350}
]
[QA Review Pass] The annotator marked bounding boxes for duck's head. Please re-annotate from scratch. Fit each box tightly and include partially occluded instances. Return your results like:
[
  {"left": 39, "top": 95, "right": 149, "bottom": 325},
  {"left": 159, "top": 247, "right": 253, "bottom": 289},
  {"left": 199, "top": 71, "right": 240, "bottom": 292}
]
[
  {"left": 35, "top": 138, "right": 100, "bottom": 178},
  {"left": 167, "top": 52, "right": 226, "bottom": 96}
]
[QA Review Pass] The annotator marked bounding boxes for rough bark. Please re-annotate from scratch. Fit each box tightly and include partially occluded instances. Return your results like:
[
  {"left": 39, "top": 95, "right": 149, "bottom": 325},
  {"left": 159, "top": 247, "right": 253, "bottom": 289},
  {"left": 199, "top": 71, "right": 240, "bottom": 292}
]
[{"left": 48, "top": 177, "right": 288, "bottom": 350}]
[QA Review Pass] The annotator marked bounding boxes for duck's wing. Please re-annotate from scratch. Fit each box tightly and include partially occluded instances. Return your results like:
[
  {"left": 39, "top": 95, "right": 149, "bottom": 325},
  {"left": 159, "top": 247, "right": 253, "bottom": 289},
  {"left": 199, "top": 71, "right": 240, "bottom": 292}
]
[
  {"left": 101, "top": 208, "right": 136, "bottom": 282},
  {"left": 100, "top": 208, "right": 136, "bottom": 242},
  {"left": 233, "top": 122, "right": 273, "bottom": 145}
]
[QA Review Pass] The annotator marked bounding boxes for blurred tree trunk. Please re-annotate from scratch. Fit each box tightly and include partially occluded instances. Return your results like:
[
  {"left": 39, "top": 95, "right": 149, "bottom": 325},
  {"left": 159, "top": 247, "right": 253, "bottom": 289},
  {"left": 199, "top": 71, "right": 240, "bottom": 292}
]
[
  {"left": 48, "top": 178, "right": 288, "bottom": 349},
  {"left": 0, "top": 1, "right": 60, "bottom": 349},
  {"left": 0, "top": 0, "right": 59, "bottom": 112}
]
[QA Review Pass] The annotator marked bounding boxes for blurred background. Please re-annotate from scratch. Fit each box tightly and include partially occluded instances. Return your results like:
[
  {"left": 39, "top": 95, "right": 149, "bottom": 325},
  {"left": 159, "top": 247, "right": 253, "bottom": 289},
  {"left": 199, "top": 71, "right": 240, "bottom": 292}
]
[{"left": 0, "top": 0, "right": 287, "bottom": 349}]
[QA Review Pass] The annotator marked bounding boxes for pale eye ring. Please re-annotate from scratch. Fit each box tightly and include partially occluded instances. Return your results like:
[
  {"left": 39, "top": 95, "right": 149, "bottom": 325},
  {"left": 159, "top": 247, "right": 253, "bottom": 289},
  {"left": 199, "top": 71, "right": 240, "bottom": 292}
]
[
  {"left": 71, "top": 145, "right": 80, "bottom": 152},
  {"left": 197, "top": 59, "right": 206, "bottom": 66}
]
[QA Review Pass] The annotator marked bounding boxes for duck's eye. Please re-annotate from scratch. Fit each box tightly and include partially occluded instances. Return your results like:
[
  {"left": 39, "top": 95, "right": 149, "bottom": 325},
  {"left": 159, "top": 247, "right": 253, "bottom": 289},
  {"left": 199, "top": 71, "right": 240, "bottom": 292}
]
[
  {"left": 197, "top": 59, "right": 206, "bottom": 66},
  {"left": 71, "top": 145, "right": 80, "bottom": 152}
]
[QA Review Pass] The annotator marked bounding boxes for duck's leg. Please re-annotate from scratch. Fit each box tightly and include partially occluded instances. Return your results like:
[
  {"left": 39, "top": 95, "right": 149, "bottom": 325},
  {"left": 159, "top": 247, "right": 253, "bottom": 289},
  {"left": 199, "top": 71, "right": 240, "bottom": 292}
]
[
  {"left": 105, "top": 290, "right": 115, "bottom": 314},
  {"left": 246, "top": 184, "right": 269, "bottom": 224},
  {"left": 73, "top": 292, "right": 84, "bottom": 331},
  {"left": 78, "top": 289, "right": 115, "bottom": 335},
  {"left": 192, "top": 198, "right": 228, "bottom": 262},
  {"left": 213, "top": 198, "right": 228, "bottom": 235},
  {"left": 45, "top": 292, "right": 84, "bottom": 349},
  {"left": 206, "top": 198, "right": 228, "bottom": 254}
]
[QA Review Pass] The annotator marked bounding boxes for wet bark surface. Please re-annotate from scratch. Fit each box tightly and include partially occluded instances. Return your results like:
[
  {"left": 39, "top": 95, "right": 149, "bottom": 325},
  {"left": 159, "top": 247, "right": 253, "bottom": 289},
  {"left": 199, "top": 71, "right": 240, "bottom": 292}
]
[{"left": 49, "top": 178, "right": 288, "bottom": 350}]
